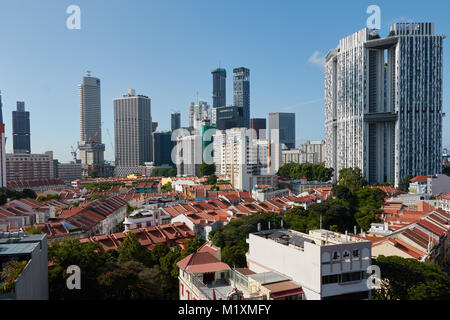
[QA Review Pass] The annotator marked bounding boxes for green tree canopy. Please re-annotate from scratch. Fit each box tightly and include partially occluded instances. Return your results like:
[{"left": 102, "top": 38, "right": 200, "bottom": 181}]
[
  {"left": 398, "top": 174, "right": 413, "bottom": 192},
  {"left": 206, "top": 174, "right": 218, "bottom": 185},
  {"left": 277, "top": 163, "right": 333, "bottom": 182},
  {"left": 117, "top": 232, "right": 153, "bottom": 267},
  {"left": 200, "top": 162, "right": 216, "bottom": 177},
  {"left": 373, "top": 255, "right": 450, "bottom": 300},
  {"left": 337, "top": 167, "right": 367, "bottom": 192}
]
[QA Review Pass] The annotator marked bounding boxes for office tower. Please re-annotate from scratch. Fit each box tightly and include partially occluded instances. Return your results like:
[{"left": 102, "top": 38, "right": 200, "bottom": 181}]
[
  {"left": 233, "top": 67, "right": 250, "bottom": 128},
  {"left": 250, "top": 118, "right": 266, "bottom": 140},
  {"left": 114, "top": 89, "right": 153, "bottom": 176},
  {"left": 56, "top": 162, "right": 82, "bottom": 182},
  {"left": 213, "top": 128, "right": 273, "bottom": 191},
  {"left": 171, "top": 112, "right": 181, "bottom": 131},
  {"left": 325, "top": 23, "right": 444, "bottom": 186},
  {"left": 282, "top": 141, "right": 325, "bottom": 165},
  {"left": 211, "top": 68, "right": 226, "bottom": 108},
  {"left": 12, "top": 101, "right": 31, "bottom": 154},
  {"left": 0, "top": 92, "right": 6, "bottom": 187},
  {"left": 78, "top": 73, "right": 105, "bottom": 176},
  {"left": 175, "top": 134, "right": 203, "bottom": 177},
  {"left": 268, "top": 113, "right": 296, "bottom": 149},
  {"left": 153, "top": 131, "right": 175, "bottom": 167},
  {"left": 152, "top": 122, "right": 158, "bottom": 133},
  {"left": 212, "top": 106, "right": 244, "bottom": 131},
  {"left": 188, "top": 101, "right": 210, "bottom": 133}
]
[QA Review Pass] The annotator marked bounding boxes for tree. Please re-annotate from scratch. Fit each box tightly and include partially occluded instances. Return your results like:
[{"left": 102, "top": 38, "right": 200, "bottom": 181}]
[
  {"left": 372, "top": 255, "right": 450, "bottom": 300},
  {"left": 151, "top": 168, "right": 177, "bottom": 177},
  {"left": 151, "top": 243, "right": 169, "bottom": 265},
  {"left": 25, "top": 226, "right": 42, "bottom": 235},
  {"left": 181, "top": 237, "right": 206, "bottom": 258},
  {"left": 200, "top": 162, "right": 216, "bottom": 177},
  {"left": 117, "top": 232, "right": 153, "bottom": 267},
  {"left": 22, "top": 189, "right": 37, "bottom": 199},
  {"left": 48, "top": 239, "right": 108, "bottom": 299},
  {"left": 161, "top": 182, "right": 173, "bottom": 193},
  {"left": 354, "top": 206, "right": 381, "bottom": 231},
  {"left": 398, "top": 174, "right": 413, "bottom": 192},
  {"left": 332, "top": 185, "right": 352, "bottom": 201},
  {"left": 277, "top": 163, "right": 333, "bottom": 182},
  {"left": 337, "top": 167, "right": 367, "bottom": 192},
  {"left": 206, "top": 174, "right": 218, "bottom": 185},
  {"left": 354, "top": 187, "right": 386, "bottom": 209},
  {"left": 221, "top": 245, "right": 247, "bottom": 268},
  {"left": 0, "top": 260, "right": 27, "bottom": 294}
]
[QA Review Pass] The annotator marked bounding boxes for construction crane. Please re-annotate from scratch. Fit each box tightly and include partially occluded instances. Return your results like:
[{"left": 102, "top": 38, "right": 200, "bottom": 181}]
[
  {"left": 70, "top": 143, "right": 78, "bottom": 162},
  {"left": 106, "top": 128, "right": 119, "bottom": 166}
]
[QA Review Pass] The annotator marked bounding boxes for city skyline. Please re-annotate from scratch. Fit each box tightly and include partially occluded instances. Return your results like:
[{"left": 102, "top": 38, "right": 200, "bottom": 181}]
[{"left": 1, "top": 1, "right": 450, "bottom": 163}]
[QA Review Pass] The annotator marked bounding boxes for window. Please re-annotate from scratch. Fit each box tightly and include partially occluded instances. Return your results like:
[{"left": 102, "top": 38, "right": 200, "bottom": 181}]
[
  {"left": 322, "top": 274, "right": 339, "bottom": 284},
  {"left": 180, "top": 283, "right": 184, "bottom": 297},
  {"left": 342, "top": 250, "right": 350, "bottom": 259},
  {"left": 352, "top": 249, "right": 360, "bottom": 258},
  {"left": 332, "top": 251, "right": 340, "bottom": 260},
  {"left": 340, "top": 271, "right": 363, "bottom": 283}
]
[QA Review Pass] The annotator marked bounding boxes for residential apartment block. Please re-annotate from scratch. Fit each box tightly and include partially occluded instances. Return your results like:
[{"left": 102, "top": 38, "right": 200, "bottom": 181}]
[
  {"left": 6, "top": 151, "right": 55, "bottom": 181},
  {"left": 325, "top": 23, "right": 445, "bottom": 186}
]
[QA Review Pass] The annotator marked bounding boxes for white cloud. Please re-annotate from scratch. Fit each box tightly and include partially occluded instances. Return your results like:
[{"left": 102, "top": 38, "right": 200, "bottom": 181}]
[{"left": 307, "top": 51, "right": 326, "bottom": 70}]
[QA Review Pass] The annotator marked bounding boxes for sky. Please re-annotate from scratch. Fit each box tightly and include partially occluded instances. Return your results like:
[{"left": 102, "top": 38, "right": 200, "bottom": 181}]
[{"left": 1, "top": 0, "right": 450, "bottom": 163}]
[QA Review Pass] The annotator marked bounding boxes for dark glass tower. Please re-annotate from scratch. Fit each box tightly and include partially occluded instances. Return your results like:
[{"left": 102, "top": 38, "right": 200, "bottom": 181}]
[
  {"left": 233, "top": 67, "right": 250, "bottom": 128},
  {"left": 211, "top": 68, "right": 226, "bottom": 108},
  {"left": 12, "top": 101, "right": 31, "bottom": 154},
  {"left": 171, "top": 112, "right": 181, "bottom": 131}
]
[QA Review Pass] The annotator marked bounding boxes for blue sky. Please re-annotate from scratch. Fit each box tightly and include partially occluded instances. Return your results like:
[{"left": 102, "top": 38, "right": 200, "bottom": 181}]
[{"left": 1, "top": 0, "right": 449, "bottom": 162}]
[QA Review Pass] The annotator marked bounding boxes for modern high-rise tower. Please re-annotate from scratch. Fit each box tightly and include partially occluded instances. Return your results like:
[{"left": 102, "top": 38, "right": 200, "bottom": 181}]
[
  {"left": 211, "top": 68, "right": 226, "bottom": 108},
  {"left": 78, "top": 73, "right": 105, "bottom": 176},
  {"left": 233, "top": 67, "right": 250, "bottom": 128},
  {"left": 12, "top": 101, "right": 31, "bottom": 154},
  {"left": 269, "top": 113, "right": 296, "bottom": 149},
  {"left": 325, "top": 23, "right": 445, "bottom": 186},
  {"left": 114, "top": 89, "right": 153, "bottom": 176},
  {"left": 171, "top": 112, "right": 181, "bottom": 131},
  {"left": 0, "top": 92, "right": 6, "bottom": 187}
]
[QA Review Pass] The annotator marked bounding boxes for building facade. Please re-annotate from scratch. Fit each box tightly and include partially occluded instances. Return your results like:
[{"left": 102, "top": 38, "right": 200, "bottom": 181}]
[
  {"left": 6, "top": 151, "right": 55, "bottom": 181},
  {"left": 250, "top": 118, "right": 266, "bottom": 140},
  {"left": 0, "top": 93, "right": 6, "bottom": 187},
  {"left": 78, "top": 74, "right": 106, "bottom": 176},
  {"left": 176, "top": 134, "right": 203, "bottom": 177},
  {"left": 171, "top": 112, "right": 181, "bottom": 131},
  {"left": 212, "top": 106, "right": 244, "bottom": 130},
  {"left": 211, "top": 68, "right": 226, "bottom": 108},
  {"left": 12, "top": 101, "right": 31, "bottom": 154},
  {"left": 114, "top": 89, "right": 153, "bottom": 176},
  {"left": 269, "top": 113, "right": 295, "bottom": 149},
  {"left": 188, "top": 101, "right": 210, "bottom": 133},
  {"left": 325, "top": 23, "right": 444, "bottom": 186},
  {"left": 153, "top": 131, "right": 175, "bottom": 167},
  {"left": 233, "top": 67, "right": 250, "bottom": 128}
]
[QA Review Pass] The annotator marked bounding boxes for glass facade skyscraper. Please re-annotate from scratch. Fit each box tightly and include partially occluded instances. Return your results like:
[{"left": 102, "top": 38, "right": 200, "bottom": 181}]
[
  {"left": 12, "top": 101, "right": 31, "bottom": 154},
  {"left": 269, "top": 113, "right": 296, "bottom": 149},
  {"left": 211, "top": 68, "right": 226, "bottom": 108},
  {"left": 233, "top": 67, "right": 250, "bottom": 128}
]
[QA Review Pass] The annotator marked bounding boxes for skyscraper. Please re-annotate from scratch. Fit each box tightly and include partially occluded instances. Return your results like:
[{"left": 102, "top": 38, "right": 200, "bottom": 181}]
[
  {"left": 0, "top": 92, "right": 6, "bottom": 187},
  {"left": 12, "top": 101, "right": 31, "bottom": 154},
  {"left": 212, "top": 106, "right": 244, "bottom": 130},
  {"left": 188, "top": 101, "right": 210, "bottom": 133},
  {"left": 233, "top": 67, "right": 250, "bottom": 128},
  {"left": 153, "top": 131, "right": 175, "bottom": 167},
  {"left": 268, "top": 113, "right": 296, "bottom": 149},
  {"left": 78, "top": 73, "right": 105, "bottom": 176},
  {"left": 250, "top": 118, "right": 266, "bottom": 140},
  {"left": 211, "top": 68, "right": 226, "bottom": 108},
  {"left": 171, "top": 112, "right": 181, "bottom": 131},
  {"left": 114, "top": 89, "right": 153, "bottom": 176},
  {"left": 325, "top": 23, "right": 444, "bottom": 186}
]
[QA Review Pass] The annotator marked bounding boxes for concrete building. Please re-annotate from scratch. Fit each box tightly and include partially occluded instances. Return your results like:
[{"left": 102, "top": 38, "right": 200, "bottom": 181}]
[
  {"left": 250, "top": 118, "right": 266, "bottom": 140},
  {"left": 12, "top": 102, "right": 31, "bottom": 154},
  {"left": 153, "top": 131, "right": 175, "bottom": 167},
  {"left": 56, "top": 162, "right": 82, "bottom": 182},
  {"left": 114, "top": 89, "right": 153, "bottom": 176},
  {"left": 269, "top": 113, "right": 295, "bottom": 149},
  {"left": 188, "top": 101, "right": 210, "bottom": 134},
  {"left": 325, "top": 23, "right": 445, "bottom": 186},
  {"left": 246, "top": 229, "right": 372, "bottom": 300},
  {"left": 176, "top": 134, "right": 203, "bottom": 177},
  {"left": 0, "top": 232, "right": 48, "bottom": 300},
  {"left": 233, "top": 67, "right": 250, "bottom": 128},
  {"left": 6, "top": 151, "right": 55, "bottom": 181},
  {"left": 291, "top": 178, "right": 333, "bottom": 194},
  {"left": 213, "top": 128, "right": 276, "bottom": 191},
  {"left": 0, "top": 93, "right": 6, "bottom": 187},
  {"left": 282, "top": 140, "right": 325, "bottom": 166},
  {"left": 212, "top": 106, "right": 244, "bottom": 130},
  {"left": 78, "top": 73, "right": 106, "bottom": 177},
  {"left": 409, "top": 174, "right": 450, "bottom": 196},
  {"left": 171, "top": 112, "right": 181, "bottom": 131},
  {"left": 211, "top": 68, "right": 226, "bottom": 108}
]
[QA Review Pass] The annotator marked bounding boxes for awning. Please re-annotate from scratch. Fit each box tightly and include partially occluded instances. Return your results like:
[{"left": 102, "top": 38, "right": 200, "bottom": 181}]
[{"left": 271, "top": 288, "right": 304, "bottom": 299}]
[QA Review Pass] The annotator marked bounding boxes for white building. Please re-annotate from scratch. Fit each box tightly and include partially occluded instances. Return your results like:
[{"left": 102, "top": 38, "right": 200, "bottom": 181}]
[
  {"left": 282, "top": 141, "right": 325, "bottom": 165},
  {"left": 123, "top": 208, "right": 171, "bottom": 231},
  {"left": 409, "top": 175, "right": 450, "bottom": 196},
  {"left": 213, "top": 128, "right": 278, "bottom": 191},
  {"left": 188, "top": 101, "right": 210, "bottom": 134},
  {"left": 246, "top": 229, "right": 372, "bottom": 300},
  {"left": 325, "top": 23, "right": 444, "bottom": 186},
  {"left": 176, "top": 135, "right": 203, "bottom": 177}
]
